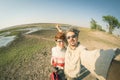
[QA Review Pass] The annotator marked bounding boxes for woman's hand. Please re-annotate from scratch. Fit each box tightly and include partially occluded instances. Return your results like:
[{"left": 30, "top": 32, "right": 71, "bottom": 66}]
[{"left": 56, "top": 24, "right": 62, "bottom": 32}]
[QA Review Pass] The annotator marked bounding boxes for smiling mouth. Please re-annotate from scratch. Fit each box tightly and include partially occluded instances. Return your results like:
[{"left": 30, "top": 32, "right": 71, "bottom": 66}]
[{"left": 70, "top": 40, "right": 75, "bottom": 44}]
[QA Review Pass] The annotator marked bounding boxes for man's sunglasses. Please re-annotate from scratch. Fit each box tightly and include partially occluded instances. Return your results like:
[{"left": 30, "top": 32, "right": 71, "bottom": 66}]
[{"left": 66, "top": 34, "right": 77, "bottom": 39}]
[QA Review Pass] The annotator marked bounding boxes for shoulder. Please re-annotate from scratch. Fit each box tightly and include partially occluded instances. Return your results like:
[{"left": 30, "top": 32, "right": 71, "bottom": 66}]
[
  {"left": 51, "top": 47, "right": 57, "bottom": 56},
  {"left": 78, "top": 44, "right": 87, "bottom": 50},
  {"left": 52, "top": 47, "right": 57, "bottom": 51}
]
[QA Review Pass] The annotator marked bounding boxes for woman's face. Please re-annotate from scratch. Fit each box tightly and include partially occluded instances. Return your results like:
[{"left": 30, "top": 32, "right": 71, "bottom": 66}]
[{"left": 56, "top": 39, "right": 65, "bottom": 48}]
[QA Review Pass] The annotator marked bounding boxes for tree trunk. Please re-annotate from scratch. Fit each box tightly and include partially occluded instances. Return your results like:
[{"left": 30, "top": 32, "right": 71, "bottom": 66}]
[{"left": 109, "top": 25, "right": 113, "bottom": 34}]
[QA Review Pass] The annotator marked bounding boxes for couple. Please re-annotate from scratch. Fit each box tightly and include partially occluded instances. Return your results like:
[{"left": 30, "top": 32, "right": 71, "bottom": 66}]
[
  {"left": 51, "top": 25, "right": 81, "bottom": 80},
  {"left": 51, "top": 25, "right": 120, "bottom": 80}
]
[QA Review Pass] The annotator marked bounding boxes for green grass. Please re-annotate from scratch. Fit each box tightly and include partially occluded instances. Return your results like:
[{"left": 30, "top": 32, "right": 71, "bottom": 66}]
[
  {"left": 0, "top": 35, "right": 53, "bottom": 66},
  {"left": 0, "top": 33, "right": 54, "bottom": 79}
]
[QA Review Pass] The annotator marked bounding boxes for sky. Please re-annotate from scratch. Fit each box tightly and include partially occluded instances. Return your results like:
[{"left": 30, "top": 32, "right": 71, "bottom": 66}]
[{"left": 0, "top": 0, "right": 120, "bottom": 30}]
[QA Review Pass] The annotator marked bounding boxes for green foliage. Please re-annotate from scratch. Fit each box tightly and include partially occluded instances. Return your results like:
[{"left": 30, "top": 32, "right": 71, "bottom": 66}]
[
  {"left": 118, "top": 22, "right": 120, "bottom": 28},
  {"left": 102, "top": 15, "right": 119, "bottom": 34},
  {"left": 90, "top": 18, "right": 97, "bottom": 29},
  {"left": 90, "top": 18, "right": 104, "bottom": 31}
]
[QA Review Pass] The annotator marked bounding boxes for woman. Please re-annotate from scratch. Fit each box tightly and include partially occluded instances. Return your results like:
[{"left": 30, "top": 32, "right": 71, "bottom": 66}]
[{"left": 51, "top": 27, "right": 66, "bottom": 80}]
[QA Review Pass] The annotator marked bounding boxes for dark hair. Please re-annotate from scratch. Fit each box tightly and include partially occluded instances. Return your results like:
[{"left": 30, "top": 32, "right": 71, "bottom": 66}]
[
  {"left": 66, "top": 28, "right": 80, "bottom": 36},
  {"left": 55, "top": 32, "right": 66, "bottom": 41}
]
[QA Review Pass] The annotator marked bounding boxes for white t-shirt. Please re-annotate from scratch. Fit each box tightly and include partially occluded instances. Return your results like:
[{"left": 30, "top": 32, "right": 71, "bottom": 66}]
[{"left": 51, "top": 46, "right": 66, "bottom": 69}]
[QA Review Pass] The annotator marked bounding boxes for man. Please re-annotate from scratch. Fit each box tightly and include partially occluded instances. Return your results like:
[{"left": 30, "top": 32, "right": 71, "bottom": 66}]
[
  {"left": 64, "top": 28, "right": 87, "bottom": 80},
  {"left": 56, "top": 25, "right": 120, "bottom": 80},
  {"left": 64, "top": 28, "right": 117, "bottom": 80}
]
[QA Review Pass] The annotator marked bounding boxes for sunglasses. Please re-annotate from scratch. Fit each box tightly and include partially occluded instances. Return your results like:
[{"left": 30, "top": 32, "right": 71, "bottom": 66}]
[
  {"left": 66, "top": 34, "right": 77, "bottom": 39},
  {"left": 56, "top": 39, "right": 64, "bottom": 43}
]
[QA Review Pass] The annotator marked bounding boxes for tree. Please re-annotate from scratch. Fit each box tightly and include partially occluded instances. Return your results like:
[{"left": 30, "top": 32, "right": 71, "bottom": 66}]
[
  {"left": 90, "top": 18, "right": 103, "bottom": 31},
  {"left": 118, "top": 22, "right": 120, "bottom": 28},
  {"left": 90, "top": 18, "right": 97, "bottom": 29},
  {"left": 96, "top": 24, "right": 103, "bottom": 31},
  {"left": 102, "top": 15, "right": 119, "bottom": 34}
]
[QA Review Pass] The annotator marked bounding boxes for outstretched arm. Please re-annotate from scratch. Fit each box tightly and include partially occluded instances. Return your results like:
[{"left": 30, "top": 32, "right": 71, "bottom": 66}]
[{"left": 56, "top": 24, "right": 63, "bottom": 32}]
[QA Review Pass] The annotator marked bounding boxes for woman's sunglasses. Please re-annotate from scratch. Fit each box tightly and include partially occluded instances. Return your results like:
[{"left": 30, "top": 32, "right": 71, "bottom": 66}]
[{"left": 56, "top": 39, "right": 64, "bottom": 43}]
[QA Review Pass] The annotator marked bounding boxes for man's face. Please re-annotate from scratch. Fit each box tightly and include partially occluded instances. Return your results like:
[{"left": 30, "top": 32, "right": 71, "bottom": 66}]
[{"left": 66, "top": 32, "right": 78, "bottom": 47}]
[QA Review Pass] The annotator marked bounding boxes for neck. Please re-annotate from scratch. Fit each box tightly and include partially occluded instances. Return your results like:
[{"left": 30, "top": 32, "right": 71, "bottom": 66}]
[
  {"left": 70, "top": 46, "right": 76, "bottom": 50},
  {"left": 57, "top": 45, "right": 65, "bottom": 49}
]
